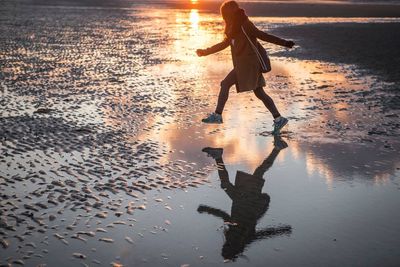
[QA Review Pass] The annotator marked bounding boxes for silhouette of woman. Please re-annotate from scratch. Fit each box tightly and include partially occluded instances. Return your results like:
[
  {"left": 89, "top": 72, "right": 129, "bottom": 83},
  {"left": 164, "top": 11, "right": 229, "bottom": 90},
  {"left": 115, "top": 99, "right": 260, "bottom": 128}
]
[
  {"left": 196, "top": 0, "right": 294, "bottom": 134},
  {"left": 198, "top": 136, "right": 292, "bottom": 261}
]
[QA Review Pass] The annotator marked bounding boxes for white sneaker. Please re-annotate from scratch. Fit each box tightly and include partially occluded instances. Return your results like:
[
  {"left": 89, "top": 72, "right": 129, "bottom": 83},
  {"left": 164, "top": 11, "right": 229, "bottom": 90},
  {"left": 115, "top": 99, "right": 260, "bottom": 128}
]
[
  {"left": 272, "top": 117, "right": 288, "bottom": 135},
  {"left": 202, "top": 112, "right": 223, "bottom": 124}
]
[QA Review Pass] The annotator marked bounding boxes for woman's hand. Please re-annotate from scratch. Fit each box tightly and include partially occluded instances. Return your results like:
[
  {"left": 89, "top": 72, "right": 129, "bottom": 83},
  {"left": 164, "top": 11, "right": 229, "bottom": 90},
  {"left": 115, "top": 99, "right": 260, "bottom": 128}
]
[
  {"left": 196, "top": 49, "right": 207, "bottom": 57},
  {"left": 284, "top": 40, "right": 295, "bottom": 48}
]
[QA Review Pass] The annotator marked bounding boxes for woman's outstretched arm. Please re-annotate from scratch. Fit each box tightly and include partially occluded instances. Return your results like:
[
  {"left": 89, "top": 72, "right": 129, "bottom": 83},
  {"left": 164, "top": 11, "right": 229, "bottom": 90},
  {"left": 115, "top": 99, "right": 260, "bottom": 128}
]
[
  {"left": 196, "top": 38, "right": 230, "bottom": 56},
  {"left": 244, "top": 20, "right": 294, "bottom": 48},
  {"left": 197, "top": 205, "right": 231, "bottom": 222}
]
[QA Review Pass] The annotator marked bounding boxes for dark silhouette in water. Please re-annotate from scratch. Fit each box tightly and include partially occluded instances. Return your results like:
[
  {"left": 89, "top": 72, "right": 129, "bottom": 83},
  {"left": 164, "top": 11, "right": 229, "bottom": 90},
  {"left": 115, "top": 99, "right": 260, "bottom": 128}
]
[{"left": 198, "top": 136, "right": 292, "bottom": 261}]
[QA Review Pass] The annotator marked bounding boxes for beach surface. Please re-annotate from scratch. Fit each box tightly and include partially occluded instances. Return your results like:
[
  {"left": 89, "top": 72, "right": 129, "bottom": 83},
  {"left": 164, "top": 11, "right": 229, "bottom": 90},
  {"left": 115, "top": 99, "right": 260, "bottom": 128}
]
[{"left": 1, "top": 0, "right": 400, "bottom": 266}]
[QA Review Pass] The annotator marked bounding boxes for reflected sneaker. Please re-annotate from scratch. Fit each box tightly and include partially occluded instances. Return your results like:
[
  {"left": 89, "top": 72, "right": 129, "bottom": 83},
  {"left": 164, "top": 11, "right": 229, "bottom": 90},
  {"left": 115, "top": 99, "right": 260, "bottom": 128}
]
[
  {"left": 202, "top": 112, "right": 223, "bottom": 124},
  {"left": 202, "top": 147, "right": 223, "bottom": 159},
  {"left": 273, "top": 136, "right": 288, "bottom": 151},
  {"left": 272, "top": 116, "right": 288, "bottom": 135}
]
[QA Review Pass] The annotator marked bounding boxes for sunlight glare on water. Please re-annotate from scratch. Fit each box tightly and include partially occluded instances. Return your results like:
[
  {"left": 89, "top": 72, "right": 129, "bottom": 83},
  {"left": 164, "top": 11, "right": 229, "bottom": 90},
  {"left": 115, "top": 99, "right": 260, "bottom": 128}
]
[
  {"left": 190, "top": 9, "right": 200, "bottom": 30},
  {"left": 135, "top": 8, "right": 400, "bottom": 183}
]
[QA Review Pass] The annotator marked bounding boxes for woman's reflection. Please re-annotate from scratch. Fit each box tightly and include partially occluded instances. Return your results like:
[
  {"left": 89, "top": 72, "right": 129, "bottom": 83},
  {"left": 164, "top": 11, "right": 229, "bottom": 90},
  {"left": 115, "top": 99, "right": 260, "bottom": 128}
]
[{"left": 198, "top": 136, "right": 292, "bottom": 261}]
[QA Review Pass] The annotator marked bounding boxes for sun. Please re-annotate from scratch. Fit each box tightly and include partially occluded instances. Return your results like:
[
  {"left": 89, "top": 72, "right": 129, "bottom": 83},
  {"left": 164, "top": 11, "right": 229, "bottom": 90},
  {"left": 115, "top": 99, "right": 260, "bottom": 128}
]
[{"left": 191, "top": 0, "right": 198, "bottom": 4}]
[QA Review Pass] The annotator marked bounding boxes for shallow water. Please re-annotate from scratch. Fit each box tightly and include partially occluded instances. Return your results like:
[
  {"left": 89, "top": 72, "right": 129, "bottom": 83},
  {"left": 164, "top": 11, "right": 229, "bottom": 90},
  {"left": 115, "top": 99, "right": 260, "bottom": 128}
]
[{"left": 1, "top": 2, "right": 400, "bottom": 266}]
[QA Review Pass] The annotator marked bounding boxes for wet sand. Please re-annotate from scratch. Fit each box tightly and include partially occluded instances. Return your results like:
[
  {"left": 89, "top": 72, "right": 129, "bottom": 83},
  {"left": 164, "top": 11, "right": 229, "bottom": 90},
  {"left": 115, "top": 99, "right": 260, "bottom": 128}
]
[
  {"left": 271, "top": 22, "right": 400, "bottom": 82},
  {"left": 1, "top": 1, "right": 400, "bottom": 266}
]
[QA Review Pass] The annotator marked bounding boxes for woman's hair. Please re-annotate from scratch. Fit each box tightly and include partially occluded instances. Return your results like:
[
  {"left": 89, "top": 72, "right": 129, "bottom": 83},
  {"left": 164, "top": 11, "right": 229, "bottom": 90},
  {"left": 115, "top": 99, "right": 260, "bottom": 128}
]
[
  {"left": 220, "top": 0, "right": 239, "bottom": 23},
  {"left": 220, "top": 1, "right": 247, "bottom": 38}
]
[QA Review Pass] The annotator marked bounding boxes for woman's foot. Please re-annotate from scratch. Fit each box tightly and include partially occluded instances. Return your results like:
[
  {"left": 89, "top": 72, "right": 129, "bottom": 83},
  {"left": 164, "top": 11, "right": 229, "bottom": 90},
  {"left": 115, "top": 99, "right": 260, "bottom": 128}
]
[
  {"left": 202, "top": 147, "right": 223, "bottom": 159},
  {"left": 202, "top": 112, "right": 223, "bottom": 124},
  {"left": 272, "top": 117, "right": 288, "bottom": 135},
  {"left": 273, "top": 136, "right": 288, "bottom": 151}
]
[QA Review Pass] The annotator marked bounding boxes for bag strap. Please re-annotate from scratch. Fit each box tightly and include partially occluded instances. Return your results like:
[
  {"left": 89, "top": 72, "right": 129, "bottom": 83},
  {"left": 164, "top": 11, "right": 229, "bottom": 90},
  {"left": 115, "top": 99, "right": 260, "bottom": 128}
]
[{"left": 241, "top": 26, "right": 268, "bottom": 71}]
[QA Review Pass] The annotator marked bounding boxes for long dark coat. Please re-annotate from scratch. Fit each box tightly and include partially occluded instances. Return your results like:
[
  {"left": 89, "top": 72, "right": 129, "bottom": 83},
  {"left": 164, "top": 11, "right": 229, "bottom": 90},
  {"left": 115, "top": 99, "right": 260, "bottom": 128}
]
[{"left": 204, "top": 19, "right": 287, "bottom": 92}]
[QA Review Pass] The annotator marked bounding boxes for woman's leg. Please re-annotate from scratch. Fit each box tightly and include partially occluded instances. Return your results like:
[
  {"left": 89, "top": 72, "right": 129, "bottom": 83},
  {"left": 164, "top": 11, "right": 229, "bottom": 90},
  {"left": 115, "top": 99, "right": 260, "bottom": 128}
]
[
  {"left": 254, "top": 87, "right": 281, "bottom": 119},
  {"left": 253, "top": 147, "right": 280, "bottom": 178},
  {"left": 215, "top": 70, "right": 237, "bottom": 115}
]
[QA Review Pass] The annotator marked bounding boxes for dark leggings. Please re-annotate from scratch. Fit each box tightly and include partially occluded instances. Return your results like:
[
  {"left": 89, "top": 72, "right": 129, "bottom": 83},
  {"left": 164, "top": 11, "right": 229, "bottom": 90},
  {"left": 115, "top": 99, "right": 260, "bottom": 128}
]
[{"left": 215, "top": 69, "right": 281, "bottom": 119}]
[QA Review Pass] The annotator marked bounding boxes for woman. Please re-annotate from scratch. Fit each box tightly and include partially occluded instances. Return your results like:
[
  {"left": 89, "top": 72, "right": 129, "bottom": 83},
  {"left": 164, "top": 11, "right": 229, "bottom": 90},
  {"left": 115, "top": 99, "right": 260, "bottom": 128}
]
[{"left": 196, "top": 0, "right": 294, "bottom": 134}]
